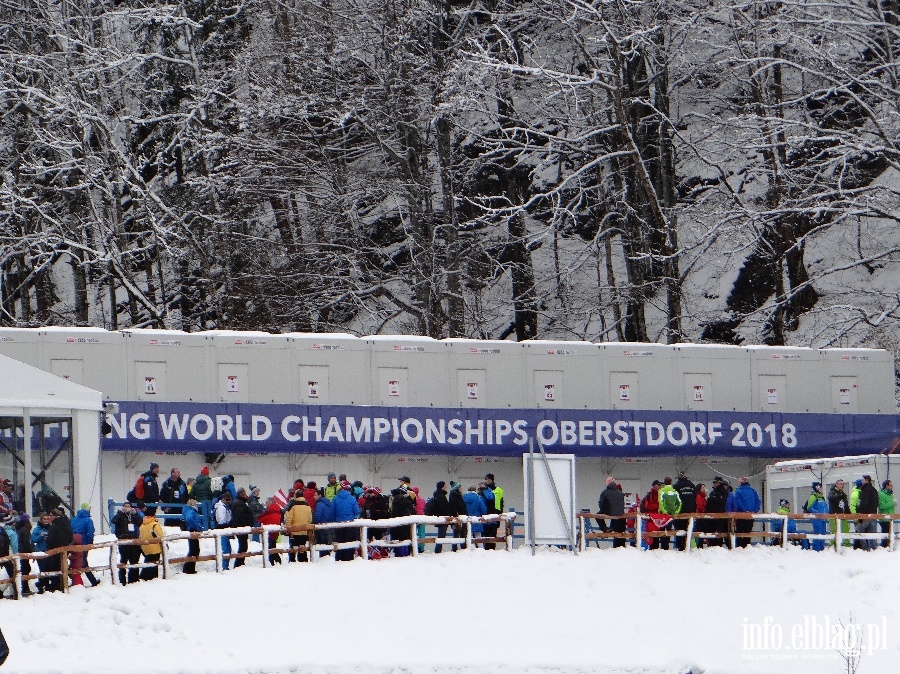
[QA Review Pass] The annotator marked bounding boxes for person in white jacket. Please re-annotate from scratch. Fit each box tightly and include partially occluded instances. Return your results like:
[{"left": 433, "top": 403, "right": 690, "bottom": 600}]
[{"left": 214, "top": 493, "right": 233, "bottom": 570}]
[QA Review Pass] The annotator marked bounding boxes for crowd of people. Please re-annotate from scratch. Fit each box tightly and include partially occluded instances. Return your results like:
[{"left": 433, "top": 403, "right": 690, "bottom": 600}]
[
  {"left": 595, "top": 472, "right": 895, "bottom": 550},
  {"left": 106, "top": 464, "right": 507, "bottom": 581}
]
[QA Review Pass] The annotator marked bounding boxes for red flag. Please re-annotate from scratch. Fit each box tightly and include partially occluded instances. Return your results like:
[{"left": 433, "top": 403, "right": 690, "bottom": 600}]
[{"left": 273, "top": 488, "right": 288, "bottom": 509}]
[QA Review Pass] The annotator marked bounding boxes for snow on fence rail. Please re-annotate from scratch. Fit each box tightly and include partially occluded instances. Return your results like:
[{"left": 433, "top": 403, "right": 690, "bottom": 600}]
[
  {"left": 577, "top": 512, "right": 900, "bottom": 552},
  {"left": 0, "top": 513, "right": 516, "bottom": 600}
]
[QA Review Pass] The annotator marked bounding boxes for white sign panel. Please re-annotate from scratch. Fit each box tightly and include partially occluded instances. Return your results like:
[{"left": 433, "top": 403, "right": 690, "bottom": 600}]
[
  {"left": 544, "top": 384, "right": 556, "bottom": 401},
  {"left": 693, "top": 385, "right": 704, "bottom": 402},
  {"left": 619, "top": 384, "right": 630, "bottom": 401},
  {"left": 467, "top": 382, "right": 478, "bottom": 400},
  {"left": 144, "top": 377, "right": 157, "bottom": 395},
  {"left": 227, "top": 375, "right": 239, "bottom": 393},
  {"left": 839, "top": 388, "right": 850, "bottom": 405},
  {"left": 308, "top": 381, "right": 319, "bottom": 398},
  {"left": 388, "top": 380, "right": 400, "bottom": 397},
  {"left": 523, "top": 452, "right": 576, "bottom": 546},
  {"left": 767, "top": 388, "right": 778, "bottom": 404}
]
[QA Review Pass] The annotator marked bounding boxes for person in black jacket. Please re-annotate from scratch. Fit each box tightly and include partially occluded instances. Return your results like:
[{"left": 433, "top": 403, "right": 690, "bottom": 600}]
[
  {"left": 16, "top": 514, "right": 35, "bottom": 595},
  {"left": 230, "top": 487, "right": 255, "bottom": 567},
  {"left": 390, "top": 478, "right": 417, "bottom": 557},
  {"left": 44, "top": 508, "right": 73, "bottom": 592},
  {"left": 159, "top": 468, "right": 188, "bottom": 529},
  {"left": 704, "top": 477, "right": 730, "bottom": 548},
  {"left": 448, "top": 481, "right": 468, "bottom": 551},
  {"left": 857, "top": 475, "right": 880, "bottom": 550},
  {"left": 672, "top": 472, "right": 696, "bottom": 551},
  {"left": 111, "top": 501, "right": 143, "bottom": 584},
  {"left": 432, "top": 481, "right": 452, "bottom": 553},
  {"left": 597, "top": 477, "right": 627, "bottom": 548}
]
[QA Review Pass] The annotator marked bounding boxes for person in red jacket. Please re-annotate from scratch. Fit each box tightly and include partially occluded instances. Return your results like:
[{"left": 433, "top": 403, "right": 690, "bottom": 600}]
[
  {"left": 257, "top": 498, "right": 284, "bottom": 565},
  {"left": 641, "top": 480, "right": 671, "bottom": 550},
  {"left": 694, "top": 483, "right": 708, "bottom": 548},
  {"left": 303, "top": 482, "right": 318, "bottom": 509}
]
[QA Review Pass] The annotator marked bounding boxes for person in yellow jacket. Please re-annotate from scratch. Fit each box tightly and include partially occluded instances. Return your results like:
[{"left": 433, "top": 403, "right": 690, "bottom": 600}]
[
  {"left": 284, "top": 493, "right": 313, "bottom": 562},
  {"left": 139, "top": 508, "right": 165, "bottom": 581}
]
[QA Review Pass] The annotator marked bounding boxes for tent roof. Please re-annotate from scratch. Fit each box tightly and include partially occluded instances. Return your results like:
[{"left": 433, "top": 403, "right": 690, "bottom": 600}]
[{"left": 0, "top": 353, "right": 103, "bottom": 412}]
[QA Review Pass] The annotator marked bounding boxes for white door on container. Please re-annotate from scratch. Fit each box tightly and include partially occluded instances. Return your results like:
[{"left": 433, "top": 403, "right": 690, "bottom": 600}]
[
  {"left": 610, "top": 372, "right": 637, "bottom": 408},
  {"left": 300, "top": 365, "right": 329, "bottom": 404},
  {"left": 218, "top": 363, "right": 249, "bottom": 402},
  {"left": 457, "top": 369, "right": 486, "bottom": 407},
  {"left": 379, "top": 368, "right": 408, "bottom": 406},
  {"left": 759, "top": 375, "right": 786, "bottom": 412},
  {"left": 135, "top": 361, "right": 167, "bottom": 400},
  {"left": 51, "top": 359, "right": 83, "bottom": 385},
  {"left": 534, "top": 370, "right": 562, "bottom": 408},
  {"left": 831, "top": 376, "right": 857, "bottom": 413}
]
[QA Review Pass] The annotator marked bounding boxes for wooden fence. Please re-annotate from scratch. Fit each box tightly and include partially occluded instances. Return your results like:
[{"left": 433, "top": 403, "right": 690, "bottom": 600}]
[
  {"left": 0, "top": 513, "right": 516, "bottom": 600},
  {"left": 577, "top": 511, "right": 900, "bottom": 552}
]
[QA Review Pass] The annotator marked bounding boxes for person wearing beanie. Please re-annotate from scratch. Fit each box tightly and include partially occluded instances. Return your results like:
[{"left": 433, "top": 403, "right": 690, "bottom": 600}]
[
  {"left": 448, "top": 481, "right": 468, "bottom": 551},
  {"left": 71, "top": 502, "right": 101, "bottom": 586},
  {"left": 804, "top": 481, "right": 829, "bottom": 551},
  {"left": 827, "top": 479, "right": 851, "bottom": 546},
  {"left": 331, "top": 479, "right": 360, "bottom": 561},
  {"left": 323, "top": 472, "right": 340, "bottom": 500},
  {"left": 138, "top": 507, "right": 165, "bottom": 581},
  {"left": 732, "top": 476, "right": 761, "bottom": 549},
  {"left": 857, "top": 475, "right": 880, "bottom": 550},
  {"left": 431, "top": 480, "right": 452, "bottom": 553},
  {"left": 111, "top": 502, "right": 142, "bottom": 584},
  {"left": 480, "top": 473, "right": 504, "bottom": 550},
  {"left": 390, "top": 477, "right": 417, "bottom": 557},
  {"left": 44, "top": 508, "right": 73, "bottom": 592},
  {"left": 193, "top": 466, "right": 213, "bottom": 502},
  {"left": 257, "top": 497, "right": 285, "bottom": 565},
  {"left": 284, "top": 490, "right": 313, "bottom": 563},
  {"left": 672, "top": 472, "right": 696, "bottom": 551}
]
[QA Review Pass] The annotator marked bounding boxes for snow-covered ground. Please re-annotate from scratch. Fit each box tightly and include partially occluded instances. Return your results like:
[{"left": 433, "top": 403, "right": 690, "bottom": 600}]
[{"left": 3, "top": 539, "right": 898, "bottom": 674}]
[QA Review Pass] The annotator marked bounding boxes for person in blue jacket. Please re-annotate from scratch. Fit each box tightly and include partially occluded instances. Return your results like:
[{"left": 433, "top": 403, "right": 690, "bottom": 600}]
[
  {"left": 30, "top": 512, "right": 52, "bottom": 593},
  {"left": 805, "top": 482, "right": 829, "bottom": 551},
  {"left": 332, "top": 481, "right": 360, "bottom": 561},
  {"left": 732, "top": 477, "right": 761, "bottom": 548},
  {"left": 462, "top": 485, "right": 487, "bottom": 546},
  {"left": 182, "top": 500, "right": 203, "bottom": 574},
  {"left": 313, "top": 493, "right": 336, "bottom": 558},
  {"left": 70, "top": 503, "right": 101, "bottom": 586}
]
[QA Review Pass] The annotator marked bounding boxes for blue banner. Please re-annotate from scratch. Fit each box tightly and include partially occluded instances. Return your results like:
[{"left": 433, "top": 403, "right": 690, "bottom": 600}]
[{"left": 102, "top": 402, "right": 900, "bottom": 458}]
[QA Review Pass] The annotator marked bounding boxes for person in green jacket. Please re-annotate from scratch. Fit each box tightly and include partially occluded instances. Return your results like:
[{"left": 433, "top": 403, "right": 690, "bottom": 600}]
[
  {"left": 849, "top": 479, "right": 862, "bottom": 550},
  {"left": 879, "top": 479, "right": 895, "bottom": 548},
  {"left": 192, "top": 466, "right": 213, "bottom": 501},
  {"left": 658, "top": 477, "right": 682, "bottom": 550}
]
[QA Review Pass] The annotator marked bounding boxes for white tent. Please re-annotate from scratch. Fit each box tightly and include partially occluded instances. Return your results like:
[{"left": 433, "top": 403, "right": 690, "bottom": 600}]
[{"left": 0, "top": 353, "right": 103, "bottom": 519}]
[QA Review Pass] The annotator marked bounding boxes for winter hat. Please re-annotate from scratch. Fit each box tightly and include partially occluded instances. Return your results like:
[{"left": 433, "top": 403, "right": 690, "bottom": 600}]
[
  {"left": 327, "top": 472, "right": 336, "bottom": 480},
  {"left": 449, "top": 481, "right": 462, "bottom": 492},
  {"left": 149, "top": 462, "right": 160, "bottom": 470},
  {"left": 340, "top": 480, "right": 352, "bottom": 490},
  {"left": 779, "top": 498, "right": 790, "bottom": 508},
  {"left": 812, "top": 481, "right": 822, "bottom": 490},
  {"left": 713, "top": 476, "right": 724, "bottom": 484},
  {"left": 80, "top": 502, "right": 91, "bottom": 510},
  {"left": 436, "top": 480, "right": 446, "bottom": 490},
  {"left": 368, "top": 486, "right": 382, "bottom": 495},
  {"left": 18, "top": 512, "right": 30, "bottom": 524},
  {"left": 855, "top": 479, "right": 863, "bottom": 488},
  {"left": 411, "top": 486, "right": 420, "bottom": 495},
  {"left": 651, "top": 479, "right": 662, "bottom": 487},
  {"left": 399, "top": 476, "right": 411, "bottom": 484},
  {"left": 485, "top": 473, "right": 495, "bottom": 481},
  {"left": 201, "top": 466, "right": 210, "bottom": 475}
]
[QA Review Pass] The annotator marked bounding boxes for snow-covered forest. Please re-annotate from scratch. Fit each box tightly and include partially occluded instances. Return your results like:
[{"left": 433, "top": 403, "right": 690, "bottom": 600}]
[{"left": 1, "top": 0, "right": 899, "bottom": 353}]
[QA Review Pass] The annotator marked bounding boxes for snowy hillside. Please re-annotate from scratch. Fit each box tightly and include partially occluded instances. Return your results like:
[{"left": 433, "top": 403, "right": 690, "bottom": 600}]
[{"left": 4, "top": 542, "right": 898, "bottom": 674}]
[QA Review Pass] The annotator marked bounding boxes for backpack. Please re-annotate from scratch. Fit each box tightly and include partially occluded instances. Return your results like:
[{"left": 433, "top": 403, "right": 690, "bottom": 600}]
[
  {"left": 210, "top": 476, "right": 225, "bottom": 499},
  {"left": 660, "top": 490, "right": 680, "bottom": 515},
  {"left": 424, "top": 498, "right": 435, "bottom": 516},
  {"left": 133, "top": 475, "right": 145, "bottom": 501}
]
